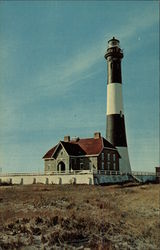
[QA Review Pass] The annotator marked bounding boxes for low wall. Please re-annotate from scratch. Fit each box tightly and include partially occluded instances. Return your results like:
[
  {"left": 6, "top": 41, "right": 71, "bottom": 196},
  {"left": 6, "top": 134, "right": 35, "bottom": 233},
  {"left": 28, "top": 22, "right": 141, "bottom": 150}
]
[
  {"left": 133, "top": 175, "right": 156, "bottom": 183},
  {"left": 94, "top": 173, "right": 156, "bottom": 184},
  {"left": 0, "top": 173, "right": 94, "bottom": 185},
  {"left": 0, "top": 172, "right": 156, "bottom": 185},
  {"left": 94, "top": 174, "right": 130, "bottom": 184}
]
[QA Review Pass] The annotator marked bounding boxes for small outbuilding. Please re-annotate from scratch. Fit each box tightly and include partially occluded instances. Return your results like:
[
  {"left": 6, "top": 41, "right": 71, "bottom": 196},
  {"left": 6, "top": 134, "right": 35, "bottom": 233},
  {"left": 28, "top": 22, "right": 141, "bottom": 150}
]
[
  {"left": 155, "top": 167, "right": 160, "bottom": 183},
  {"left": 43, "top": 132, "right": 121, "bottom": 174}
]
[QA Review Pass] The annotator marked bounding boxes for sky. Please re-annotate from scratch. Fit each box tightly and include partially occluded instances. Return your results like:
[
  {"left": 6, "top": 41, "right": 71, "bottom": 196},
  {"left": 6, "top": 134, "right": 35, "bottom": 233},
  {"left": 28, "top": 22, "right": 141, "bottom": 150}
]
[{"left": 0, "top": 1, "right": 159, "bottom": 173}]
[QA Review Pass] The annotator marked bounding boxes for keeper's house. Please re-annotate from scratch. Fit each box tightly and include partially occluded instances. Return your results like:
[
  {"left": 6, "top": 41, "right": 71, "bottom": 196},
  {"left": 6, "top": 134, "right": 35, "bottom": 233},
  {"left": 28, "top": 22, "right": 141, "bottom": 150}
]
[{"left": 43, "top": 132, "right": 121, "bottom": 174}]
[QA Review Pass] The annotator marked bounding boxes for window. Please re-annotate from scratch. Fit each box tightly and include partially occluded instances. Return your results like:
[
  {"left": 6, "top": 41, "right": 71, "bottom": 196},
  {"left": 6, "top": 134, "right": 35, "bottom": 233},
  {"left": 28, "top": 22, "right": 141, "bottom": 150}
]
[
  {"left": 102, "top": 162, "right": 104, "bottom": 170},
  {"left": 102, "top": 153, "right": 104, "bottom": 161},
  {"left": 80, "top": 163, "right": 83, "bottom": 170},
  {"left": 89, "top": 162, "right": 93, "bottom": 170},
  {"left": 107, "top": 153, "right": 110, "bottom": 161},
  {"left": 113, "top": 154, "right": 116, "bottom": 161},
  {"left": 80, "top": 158, "right": 83, "bottom": 163}
]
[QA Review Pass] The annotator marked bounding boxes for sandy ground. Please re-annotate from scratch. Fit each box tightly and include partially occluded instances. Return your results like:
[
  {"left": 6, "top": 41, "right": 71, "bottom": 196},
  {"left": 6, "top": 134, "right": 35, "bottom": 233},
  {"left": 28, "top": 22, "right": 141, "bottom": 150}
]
[{"left": 0, "top": 183, "right": 159, "bottom": 249}]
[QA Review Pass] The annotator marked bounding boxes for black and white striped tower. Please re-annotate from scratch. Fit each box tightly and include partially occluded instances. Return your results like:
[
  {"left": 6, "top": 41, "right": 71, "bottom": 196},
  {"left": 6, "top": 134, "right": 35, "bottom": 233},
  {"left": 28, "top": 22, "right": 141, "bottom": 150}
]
[{"left": 104, "top": 37, "right": 131, "bottom": 173}]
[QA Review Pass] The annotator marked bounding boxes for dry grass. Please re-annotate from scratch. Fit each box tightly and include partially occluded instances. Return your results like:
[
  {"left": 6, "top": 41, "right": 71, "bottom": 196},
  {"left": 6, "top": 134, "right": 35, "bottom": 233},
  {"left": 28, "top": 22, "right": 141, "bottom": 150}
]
[{"left": 0, "top": 183, "right": 159, "bottom": 249}]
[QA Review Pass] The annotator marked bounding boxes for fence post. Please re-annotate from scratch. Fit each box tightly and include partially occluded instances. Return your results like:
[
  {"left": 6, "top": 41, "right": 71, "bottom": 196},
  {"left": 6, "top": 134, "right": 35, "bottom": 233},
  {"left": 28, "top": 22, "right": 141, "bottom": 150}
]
[{"left": 33, "top": 178, "right": 36, "bottom": 184}]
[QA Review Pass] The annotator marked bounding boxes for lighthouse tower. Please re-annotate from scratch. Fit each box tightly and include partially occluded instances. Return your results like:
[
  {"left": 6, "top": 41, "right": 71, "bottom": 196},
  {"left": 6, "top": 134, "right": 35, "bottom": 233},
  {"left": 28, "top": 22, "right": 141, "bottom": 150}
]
[{"left": 105, "top": 37, "right": 131, "bottom": 173}]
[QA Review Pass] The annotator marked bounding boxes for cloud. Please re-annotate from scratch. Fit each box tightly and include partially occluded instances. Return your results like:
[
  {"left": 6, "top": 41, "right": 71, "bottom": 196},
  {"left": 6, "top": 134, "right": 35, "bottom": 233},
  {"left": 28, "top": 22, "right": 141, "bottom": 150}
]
[
  {"left": 117, "top": 6, "right": 158, "bottom": 51},
  {"left": 29, "top": 5, "right": 158, "bottom": 98},
  {"left": 1, "top": 3, "right": 158, "bottom": 107},
  {"left": 1, "top": 3, "right": 158, "bottom": 135},
  {"left": 27, "top": 41, "right": 104, "bottom": 99}
]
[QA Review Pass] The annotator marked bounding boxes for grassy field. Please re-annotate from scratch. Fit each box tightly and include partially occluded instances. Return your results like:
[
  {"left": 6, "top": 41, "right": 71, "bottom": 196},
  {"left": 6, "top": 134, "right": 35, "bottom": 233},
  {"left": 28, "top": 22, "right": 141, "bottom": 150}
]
[{"left": 0, "top": 183, "right": 159, "bottom": 249}]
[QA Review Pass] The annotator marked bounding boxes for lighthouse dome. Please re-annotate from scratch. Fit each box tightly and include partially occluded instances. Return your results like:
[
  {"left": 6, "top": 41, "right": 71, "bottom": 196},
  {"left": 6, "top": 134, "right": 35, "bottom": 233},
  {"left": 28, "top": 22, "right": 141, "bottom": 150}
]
[{"left": 108, "top": 37, "right": 120, "bottom": 48}]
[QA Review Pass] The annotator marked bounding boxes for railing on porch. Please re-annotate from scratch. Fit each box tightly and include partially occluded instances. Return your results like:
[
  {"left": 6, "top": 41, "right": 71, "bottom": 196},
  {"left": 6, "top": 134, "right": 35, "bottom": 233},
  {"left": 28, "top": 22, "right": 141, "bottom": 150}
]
[
  {"left": 132, "top": 171, "right": 156, "bottom": 176},
  {"left": 44, "top": 170, "right": 123, "bottom": 175},
  {"left": 0, "top": 170, "right": 93, "bottom": 177},
  {"left": 93, "top": 170, "right": 122, "bottom": 175},
  {"left": 45, "top": 170, "right": 93, "bottom": 175},
  {"left": 0, "top": 172, "right": 44, "bottom": 177},
  {"left": 0, "top": 170, "right": 156, "bottom": 177},
  {"left": 0, "top": 170, "right": 120, "bottom": 176}
]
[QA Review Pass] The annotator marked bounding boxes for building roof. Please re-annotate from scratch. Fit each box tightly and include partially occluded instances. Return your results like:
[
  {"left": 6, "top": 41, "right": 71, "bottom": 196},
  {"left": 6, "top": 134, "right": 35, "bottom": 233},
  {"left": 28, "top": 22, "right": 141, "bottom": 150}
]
[
  {"left": 61, "top": 141, "right": 86, "bottom": 156},
  {"left": 73, "top": 137, "right": 103, "bottom": 155},
  {"left": 43, "top": 136, "right": 118, "bottom": 159},
  {"left": 43, "top": 144, "right": 58, "bottom": 158}
]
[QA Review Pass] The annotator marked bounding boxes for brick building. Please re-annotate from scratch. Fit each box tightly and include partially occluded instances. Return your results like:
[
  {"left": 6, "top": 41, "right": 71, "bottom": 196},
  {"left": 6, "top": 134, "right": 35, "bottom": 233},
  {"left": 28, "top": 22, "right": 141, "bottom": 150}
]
[{"left": 43, "top": 132, "right": 121, "bottom": 173}]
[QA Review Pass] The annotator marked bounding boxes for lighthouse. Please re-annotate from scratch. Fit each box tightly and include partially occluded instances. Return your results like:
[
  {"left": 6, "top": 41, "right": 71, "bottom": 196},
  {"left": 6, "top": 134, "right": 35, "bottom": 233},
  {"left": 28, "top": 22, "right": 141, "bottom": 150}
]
[{"left": 105, "top": 37, "right": 131, "bottom": 173}]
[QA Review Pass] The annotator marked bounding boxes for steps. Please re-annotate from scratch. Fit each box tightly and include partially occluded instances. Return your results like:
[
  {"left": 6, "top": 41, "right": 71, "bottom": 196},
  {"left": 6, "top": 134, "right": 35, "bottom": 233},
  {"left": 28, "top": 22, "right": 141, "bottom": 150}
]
[{"left": 129, "top": 174, "right": 143, "bottom": 183}]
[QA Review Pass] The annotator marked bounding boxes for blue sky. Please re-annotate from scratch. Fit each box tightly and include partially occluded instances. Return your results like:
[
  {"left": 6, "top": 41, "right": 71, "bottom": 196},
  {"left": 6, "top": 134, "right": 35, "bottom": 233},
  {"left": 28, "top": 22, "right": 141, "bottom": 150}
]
[{"left": 0, "top": 1, "right": 159, "bottom": 173}]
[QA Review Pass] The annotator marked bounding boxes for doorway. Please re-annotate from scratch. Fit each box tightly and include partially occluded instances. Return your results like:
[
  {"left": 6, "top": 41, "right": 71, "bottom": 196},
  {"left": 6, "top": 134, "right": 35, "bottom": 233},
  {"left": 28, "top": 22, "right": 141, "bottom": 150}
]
[{"left": 57, "top": 161, "right": 65, "bottom": 172}]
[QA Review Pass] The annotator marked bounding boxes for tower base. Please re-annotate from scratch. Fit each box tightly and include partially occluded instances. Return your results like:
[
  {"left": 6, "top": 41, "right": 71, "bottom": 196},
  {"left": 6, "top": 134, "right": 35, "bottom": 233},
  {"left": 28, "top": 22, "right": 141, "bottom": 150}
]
[{"left": 117, "top": 147, "right": 131, "bottom": 173}]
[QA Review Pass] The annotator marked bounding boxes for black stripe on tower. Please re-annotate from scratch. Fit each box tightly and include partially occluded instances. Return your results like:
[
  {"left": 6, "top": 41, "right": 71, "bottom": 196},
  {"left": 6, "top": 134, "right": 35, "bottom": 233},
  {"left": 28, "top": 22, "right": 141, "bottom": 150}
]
[
  {"left": 106, "top": 114, "right": 127, "bottom": 147},
  {"left": 107, "top": 59, "right": 122, "bottom": 84},
  {"left": 104, "top": 37, "right": 123, "bottom": 84}
]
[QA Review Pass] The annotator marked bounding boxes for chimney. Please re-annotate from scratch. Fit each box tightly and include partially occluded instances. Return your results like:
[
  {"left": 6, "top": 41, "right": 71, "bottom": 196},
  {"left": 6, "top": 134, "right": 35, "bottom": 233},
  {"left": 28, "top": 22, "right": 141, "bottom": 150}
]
[
  {"left": 94, "top": 132, "right": 101, "bottom": 139},
  {"left": 64, "top": 136, "right": 70, "bottom": 142},
  {"left": 72, "top": 136, "right": 80, "bottom": 142}
]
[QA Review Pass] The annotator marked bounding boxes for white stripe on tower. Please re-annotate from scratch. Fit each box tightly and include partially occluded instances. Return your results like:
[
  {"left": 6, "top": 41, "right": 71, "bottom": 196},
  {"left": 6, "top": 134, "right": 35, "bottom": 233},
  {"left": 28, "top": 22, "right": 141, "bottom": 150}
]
[
  {"left": 105, "top": 37, "right": 131, "bottom": 174},
  {"left": 107, "top": 82, "right": 123, "bottom": 115}
]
